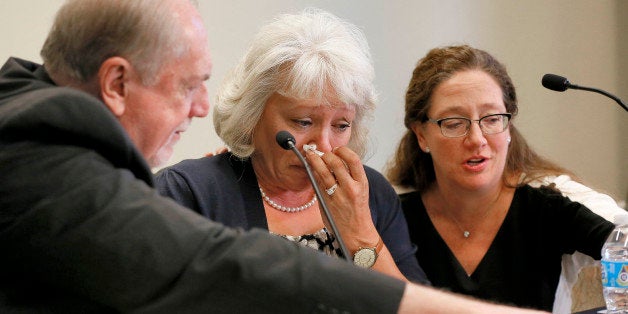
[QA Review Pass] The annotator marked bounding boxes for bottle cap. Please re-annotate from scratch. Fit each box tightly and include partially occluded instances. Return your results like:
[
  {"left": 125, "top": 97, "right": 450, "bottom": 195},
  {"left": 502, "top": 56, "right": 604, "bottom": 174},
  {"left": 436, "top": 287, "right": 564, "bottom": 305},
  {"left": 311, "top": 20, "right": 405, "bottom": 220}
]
[{"left": 614, "top": 214, "right": 628, "bottom": 226}]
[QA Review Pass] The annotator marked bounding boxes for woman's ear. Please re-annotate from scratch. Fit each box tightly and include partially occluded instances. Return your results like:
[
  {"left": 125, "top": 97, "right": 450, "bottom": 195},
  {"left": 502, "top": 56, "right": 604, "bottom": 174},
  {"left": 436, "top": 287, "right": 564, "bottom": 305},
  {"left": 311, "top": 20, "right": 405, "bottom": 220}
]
[
  {"left": 98, "top": 57, "right": 132, "bottom": 117},
  {"left": 410, "top": 122, "right": 429, "bottom": 152}
]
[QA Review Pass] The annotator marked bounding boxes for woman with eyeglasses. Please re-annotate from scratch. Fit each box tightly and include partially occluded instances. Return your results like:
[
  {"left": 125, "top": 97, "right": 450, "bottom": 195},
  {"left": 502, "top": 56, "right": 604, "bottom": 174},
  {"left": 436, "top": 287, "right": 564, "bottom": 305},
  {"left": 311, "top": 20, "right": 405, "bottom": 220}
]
[{"left": 386, "top": 45, "right": 618, "bottom": 312}]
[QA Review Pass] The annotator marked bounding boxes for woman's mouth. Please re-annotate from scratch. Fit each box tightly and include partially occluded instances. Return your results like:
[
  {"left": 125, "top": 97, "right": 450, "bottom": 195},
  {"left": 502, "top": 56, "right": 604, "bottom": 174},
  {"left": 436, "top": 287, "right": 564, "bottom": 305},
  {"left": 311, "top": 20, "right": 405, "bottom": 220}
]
[
  {"left": 466, "top": 158, "right": 485, "bottom": 165},
  {"left": 463, "top": 156, "right": 488, "bottom": 172}
]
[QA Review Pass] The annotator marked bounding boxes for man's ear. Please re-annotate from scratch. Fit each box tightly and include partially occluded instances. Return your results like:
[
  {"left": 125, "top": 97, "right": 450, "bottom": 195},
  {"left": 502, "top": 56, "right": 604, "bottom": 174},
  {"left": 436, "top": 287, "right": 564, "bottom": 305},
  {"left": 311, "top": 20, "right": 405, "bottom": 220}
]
[{"left": 98, "top": 57, "right": 132, "bottom": 117}]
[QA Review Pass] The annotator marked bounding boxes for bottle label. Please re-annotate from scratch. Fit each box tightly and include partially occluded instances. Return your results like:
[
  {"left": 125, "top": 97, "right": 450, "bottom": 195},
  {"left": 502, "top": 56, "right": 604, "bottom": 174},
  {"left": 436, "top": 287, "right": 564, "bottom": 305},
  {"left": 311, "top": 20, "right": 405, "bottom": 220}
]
[{"left": 601, "top": 260, "right": 628, "bottom": 288}]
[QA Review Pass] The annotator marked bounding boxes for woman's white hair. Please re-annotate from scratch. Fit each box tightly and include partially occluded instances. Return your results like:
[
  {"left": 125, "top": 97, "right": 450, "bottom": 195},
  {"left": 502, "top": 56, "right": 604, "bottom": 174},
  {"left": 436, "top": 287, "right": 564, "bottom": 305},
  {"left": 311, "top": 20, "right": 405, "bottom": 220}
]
[{"left": 213, "top": 8, "right": 376, "bottom": 159}]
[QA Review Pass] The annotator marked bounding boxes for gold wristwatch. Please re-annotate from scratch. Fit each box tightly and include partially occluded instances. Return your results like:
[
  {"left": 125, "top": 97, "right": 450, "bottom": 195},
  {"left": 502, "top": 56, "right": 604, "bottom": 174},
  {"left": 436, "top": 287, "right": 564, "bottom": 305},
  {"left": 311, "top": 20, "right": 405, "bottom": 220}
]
[{"left": 352, "top": 237, "right": 384, "bottom": 268}]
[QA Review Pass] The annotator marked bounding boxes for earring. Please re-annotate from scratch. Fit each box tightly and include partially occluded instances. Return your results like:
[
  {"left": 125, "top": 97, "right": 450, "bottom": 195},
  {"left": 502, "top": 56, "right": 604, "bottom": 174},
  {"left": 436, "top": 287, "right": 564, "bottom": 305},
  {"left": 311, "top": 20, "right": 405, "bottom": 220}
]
[
  {"left": 425, "top": 147, "right": 430, "bottom": 153},
  {"left": 507, "top": 137, "right": 511, "bottom": 144}
]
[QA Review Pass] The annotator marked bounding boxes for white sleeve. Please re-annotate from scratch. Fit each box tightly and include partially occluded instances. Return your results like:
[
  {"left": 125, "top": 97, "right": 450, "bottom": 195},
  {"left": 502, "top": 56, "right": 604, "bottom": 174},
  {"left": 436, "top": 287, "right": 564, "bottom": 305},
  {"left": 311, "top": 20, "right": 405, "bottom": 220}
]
[{"left": 530, "top": 174, "right": 625, "bottom": 221}]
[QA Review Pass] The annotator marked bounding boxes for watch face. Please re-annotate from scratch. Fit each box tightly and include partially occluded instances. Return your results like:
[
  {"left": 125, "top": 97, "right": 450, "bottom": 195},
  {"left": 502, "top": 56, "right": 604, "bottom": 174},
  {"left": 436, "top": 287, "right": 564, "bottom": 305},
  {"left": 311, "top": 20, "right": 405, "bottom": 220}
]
[{"left": 353, "top": 248, "right": 376, "bottom": 268}]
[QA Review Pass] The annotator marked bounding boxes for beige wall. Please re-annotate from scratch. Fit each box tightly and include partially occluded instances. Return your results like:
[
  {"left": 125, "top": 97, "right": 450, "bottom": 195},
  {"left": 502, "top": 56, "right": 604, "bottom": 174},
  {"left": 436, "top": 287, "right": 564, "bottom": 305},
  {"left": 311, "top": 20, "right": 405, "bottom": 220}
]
[
  {"left": 1, "top": 0, "right": 625, "bottom": 203},
  {"left": 619, "top": 1, "right": 628, "bottom": 204}
]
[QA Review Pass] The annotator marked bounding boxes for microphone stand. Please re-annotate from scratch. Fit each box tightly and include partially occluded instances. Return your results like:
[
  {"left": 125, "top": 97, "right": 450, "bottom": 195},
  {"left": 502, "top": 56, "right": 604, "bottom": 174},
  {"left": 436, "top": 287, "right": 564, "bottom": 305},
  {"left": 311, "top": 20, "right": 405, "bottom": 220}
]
[
  {"left": 285, "top": 141, "right": 352, "bottom": 261},
  {"left": 567, "top": 83, "right": 627, "bottom": 112},
  {"left": 543, "top": 74, "right": 627, "bottom": 112}
]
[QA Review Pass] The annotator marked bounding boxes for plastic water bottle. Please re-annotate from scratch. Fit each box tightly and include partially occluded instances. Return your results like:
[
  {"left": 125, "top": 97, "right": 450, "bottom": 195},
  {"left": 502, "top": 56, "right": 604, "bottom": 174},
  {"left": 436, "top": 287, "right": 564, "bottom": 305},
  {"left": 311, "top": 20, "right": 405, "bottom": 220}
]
[{"left": 601, "top": 214, "right": 628, "bottom": 313}]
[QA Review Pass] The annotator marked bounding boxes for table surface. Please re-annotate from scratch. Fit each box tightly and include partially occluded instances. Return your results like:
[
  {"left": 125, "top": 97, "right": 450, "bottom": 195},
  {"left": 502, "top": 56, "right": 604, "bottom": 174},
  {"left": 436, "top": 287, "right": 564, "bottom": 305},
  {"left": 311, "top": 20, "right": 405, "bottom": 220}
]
[{"left": 572, "top": 307, "right": 606, "bottom": 314}]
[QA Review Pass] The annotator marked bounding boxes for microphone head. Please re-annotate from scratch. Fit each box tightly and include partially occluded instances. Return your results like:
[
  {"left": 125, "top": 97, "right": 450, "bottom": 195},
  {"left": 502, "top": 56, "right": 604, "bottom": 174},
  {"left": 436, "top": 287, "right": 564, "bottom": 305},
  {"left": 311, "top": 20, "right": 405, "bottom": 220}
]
[
  {"left": 542, "top": 73, "right": 570, "bottom": 92},
  {"left": 275, "top": 131, "right": 296, "bottom": 150}
]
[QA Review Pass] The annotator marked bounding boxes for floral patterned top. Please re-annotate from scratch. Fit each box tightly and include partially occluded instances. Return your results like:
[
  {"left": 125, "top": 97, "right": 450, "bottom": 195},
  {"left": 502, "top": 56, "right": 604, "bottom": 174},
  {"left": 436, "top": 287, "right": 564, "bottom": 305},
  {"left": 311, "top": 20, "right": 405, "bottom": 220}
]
[{"left": 272, "top": 228, "right": 343, "bottom": 258}]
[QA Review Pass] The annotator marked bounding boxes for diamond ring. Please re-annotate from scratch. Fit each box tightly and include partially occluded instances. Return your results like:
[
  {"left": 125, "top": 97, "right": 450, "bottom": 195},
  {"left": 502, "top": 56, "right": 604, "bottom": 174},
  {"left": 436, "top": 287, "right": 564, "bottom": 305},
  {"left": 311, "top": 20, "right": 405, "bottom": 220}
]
[{"left": 325, "top": 183, "right": 338, "bottom": 196}]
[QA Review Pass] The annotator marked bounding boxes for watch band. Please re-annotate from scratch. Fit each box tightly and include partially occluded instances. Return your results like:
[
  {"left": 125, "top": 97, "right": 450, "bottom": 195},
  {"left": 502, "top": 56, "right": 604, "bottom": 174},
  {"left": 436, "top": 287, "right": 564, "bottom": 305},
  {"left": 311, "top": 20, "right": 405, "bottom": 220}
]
[
  {"left": 373, "top": 237, "right": 384, "bottom": 254},
  {"left": 355, "top": 237, "right": 384, "bottom": 255}
]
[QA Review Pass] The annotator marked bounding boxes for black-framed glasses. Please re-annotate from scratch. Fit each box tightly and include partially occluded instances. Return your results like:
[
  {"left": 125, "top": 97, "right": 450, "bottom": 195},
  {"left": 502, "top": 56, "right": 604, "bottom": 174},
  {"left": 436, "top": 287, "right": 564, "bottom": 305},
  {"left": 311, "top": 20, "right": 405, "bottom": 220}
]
[{"left": 425, "top": 113, "right": 512, "bottom": 138}]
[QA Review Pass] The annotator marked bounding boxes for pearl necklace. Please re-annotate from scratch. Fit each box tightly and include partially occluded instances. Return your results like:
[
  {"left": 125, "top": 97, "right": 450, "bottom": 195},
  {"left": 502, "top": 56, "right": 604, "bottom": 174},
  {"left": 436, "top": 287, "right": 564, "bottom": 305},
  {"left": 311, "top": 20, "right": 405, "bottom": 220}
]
[{"left": 259, "top": 187, "right": 317, "bottom": 213}]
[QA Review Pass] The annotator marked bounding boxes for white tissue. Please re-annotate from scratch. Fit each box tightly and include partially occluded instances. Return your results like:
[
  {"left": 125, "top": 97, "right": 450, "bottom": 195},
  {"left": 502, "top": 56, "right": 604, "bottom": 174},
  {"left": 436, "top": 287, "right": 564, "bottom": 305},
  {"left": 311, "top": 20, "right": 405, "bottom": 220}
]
[{"left": 303, "top": 143, "right": 324, "bottom": 156}]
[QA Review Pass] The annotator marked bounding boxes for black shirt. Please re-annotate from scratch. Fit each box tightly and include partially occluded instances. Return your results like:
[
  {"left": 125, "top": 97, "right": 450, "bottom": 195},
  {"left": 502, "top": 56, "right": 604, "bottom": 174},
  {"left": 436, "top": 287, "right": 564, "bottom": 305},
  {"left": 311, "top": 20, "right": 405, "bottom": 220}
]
[{"left": 400, "top": 185, "right": 614, "bottom": 311}]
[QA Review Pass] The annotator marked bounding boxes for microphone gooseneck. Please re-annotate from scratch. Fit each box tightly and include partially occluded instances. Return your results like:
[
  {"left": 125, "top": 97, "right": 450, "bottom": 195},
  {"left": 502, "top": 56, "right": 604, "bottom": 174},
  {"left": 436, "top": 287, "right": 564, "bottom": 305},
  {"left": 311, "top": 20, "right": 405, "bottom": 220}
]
[
  {"left": 542, "top": 73, "right": 627, "bottom": 112},
  {"left": 274, "top": 131, "right": 351, "bottom": 260}
]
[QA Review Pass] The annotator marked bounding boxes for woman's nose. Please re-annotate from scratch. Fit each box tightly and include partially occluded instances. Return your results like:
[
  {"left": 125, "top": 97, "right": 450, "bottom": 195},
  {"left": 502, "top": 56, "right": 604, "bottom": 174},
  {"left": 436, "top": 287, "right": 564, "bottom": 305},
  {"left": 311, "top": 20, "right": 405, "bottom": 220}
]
[
  {"left": 311, "top": 129, "right": 333, "bottom": 152},
  {"left": 464, "top": 122, "right": 487, "bottom": 147}
]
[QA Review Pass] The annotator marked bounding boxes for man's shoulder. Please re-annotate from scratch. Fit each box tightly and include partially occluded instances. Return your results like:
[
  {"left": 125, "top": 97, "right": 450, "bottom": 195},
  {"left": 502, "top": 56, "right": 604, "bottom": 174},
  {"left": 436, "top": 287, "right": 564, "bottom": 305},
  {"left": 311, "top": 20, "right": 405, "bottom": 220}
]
[
  {"left": 0, "top": 58, "right": 109, "bottom": 124},
  {"left": 0, "top": 83, "right": 128, "bottom": 150},
  {"left": 0, "top": 59, "right": 151, "bottom": 183}
]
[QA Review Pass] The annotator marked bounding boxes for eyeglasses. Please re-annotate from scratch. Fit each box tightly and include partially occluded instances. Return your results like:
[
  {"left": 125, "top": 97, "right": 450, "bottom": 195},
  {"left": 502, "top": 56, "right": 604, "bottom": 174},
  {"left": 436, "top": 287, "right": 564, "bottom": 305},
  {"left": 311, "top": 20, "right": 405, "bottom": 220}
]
[{"left": 425, "top": 113, "right": 512, "bottom": 138}]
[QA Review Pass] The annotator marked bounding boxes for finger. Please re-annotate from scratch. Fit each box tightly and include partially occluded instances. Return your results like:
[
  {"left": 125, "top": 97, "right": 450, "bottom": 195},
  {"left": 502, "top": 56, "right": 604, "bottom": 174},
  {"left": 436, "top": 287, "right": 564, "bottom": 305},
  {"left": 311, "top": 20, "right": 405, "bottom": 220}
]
[
  {"left": 321, "top": 148, "right": 363, "bottom": 187},
  {"left": 216, "top": 146, "right": 229, "bottom": 154},
  {"left": 332, "top": 147, "right": 367, "bottom": 183},
  {"left": 205, "top": 146, "right": 229, "bottom": 157},
  {"left": 320, "top": 152, "right": 349, "bottom": 185},
  {"left": 305, "top": 149, "right": 336, "bottom": 188}
]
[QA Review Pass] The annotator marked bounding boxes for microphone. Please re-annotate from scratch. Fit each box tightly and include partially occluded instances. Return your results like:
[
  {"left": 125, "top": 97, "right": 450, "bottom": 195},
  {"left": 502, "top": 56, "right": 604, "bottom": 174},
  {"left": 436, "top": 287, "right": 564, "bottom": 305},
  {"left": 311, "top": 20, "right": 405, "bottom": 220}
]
[
  {"left": 275, "top": 131, "right": 351, "bottom": 260},
  {"left": 275, "top": 131, "right": 294, "bottom": 150},
  {"left": 541, "top": 73, "right": 627, "bottom": 112},
  {"left": 541, "top": 73, "right": 570, "bottom": 92}
]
